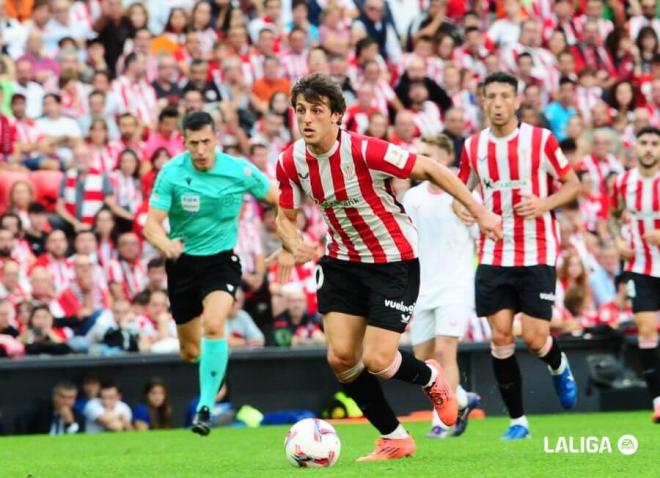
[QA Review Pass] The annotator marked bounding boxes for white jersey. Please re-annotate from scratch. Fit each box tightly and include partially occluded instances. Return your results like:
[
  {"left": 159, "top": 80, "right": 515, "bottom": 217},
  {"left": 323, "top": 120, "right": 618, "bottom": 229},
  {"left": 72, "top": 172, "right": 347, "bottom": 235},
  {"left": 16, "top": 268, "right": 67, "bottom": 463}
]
[{"left": 403, "top": 182, "right": 476, "bottom": 310}]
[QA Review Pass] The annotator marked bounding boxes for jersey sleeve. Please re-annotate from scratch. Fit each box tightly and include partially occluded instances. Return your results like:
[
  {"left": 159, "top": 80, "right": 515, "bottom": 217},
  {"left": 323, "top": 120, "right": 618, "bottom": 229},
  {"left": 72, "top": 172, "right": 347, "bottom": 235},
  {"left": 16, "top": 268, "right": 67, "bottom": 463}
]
[
  {"left": 542, "top": 132, "right": 571, "bottom": 180},
  {"left": 458, "top": 143, "right": 479, "bottom": 190},
  {"left": 149, "top": 167, "right": 173, "bottom": 212},
  {"left": 276, "top": 153, "right": 303, "bottom": 210},
  {"left": 363, "top": 136, "right": 416, "bottom": 179},
  {"left": 241, "top": 159, "right": 271, "bottom": 200}
]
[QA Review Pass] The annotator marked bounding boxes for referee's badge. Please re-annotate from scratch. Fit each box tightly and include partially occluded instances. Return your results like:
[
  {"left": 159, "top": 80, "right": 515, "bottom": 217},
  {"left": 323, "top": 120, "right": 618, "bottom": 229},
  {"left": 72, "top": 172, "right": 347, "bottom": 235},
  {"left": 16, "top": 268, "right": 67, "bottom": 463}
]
[{"left": 181, "top": 194, "right": 200, "bottom": 212}]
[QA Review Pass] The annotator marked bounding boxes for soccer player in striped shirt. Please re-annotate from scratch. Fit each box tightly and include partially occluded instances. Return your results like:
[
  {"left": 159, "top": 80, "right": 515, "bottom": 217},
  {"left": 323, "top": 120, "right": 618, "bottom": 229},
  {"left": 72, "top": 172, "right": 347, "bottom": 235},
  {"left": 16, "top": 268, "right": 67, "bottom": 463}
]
[
  {"left": 455, "top": 72, "right": 581, "bottom": 440},
  {"left": 609, "top": 126, "right": 660, "bottom": 423},
  {"left": 276, "top": 74, "right": 502, "bottom": 461}
]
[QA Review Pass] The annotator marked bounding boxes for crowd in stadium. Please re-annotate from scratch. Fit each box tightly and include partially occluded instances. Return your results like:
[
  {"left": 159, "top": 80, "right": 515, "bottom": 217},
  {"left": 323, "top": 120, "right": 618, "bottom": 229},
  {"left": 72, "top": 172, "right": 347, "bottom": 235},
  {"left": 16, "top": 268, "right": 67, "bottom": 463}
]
[{"left": 0, "top": 0, "right": 658, "bottom": 359}]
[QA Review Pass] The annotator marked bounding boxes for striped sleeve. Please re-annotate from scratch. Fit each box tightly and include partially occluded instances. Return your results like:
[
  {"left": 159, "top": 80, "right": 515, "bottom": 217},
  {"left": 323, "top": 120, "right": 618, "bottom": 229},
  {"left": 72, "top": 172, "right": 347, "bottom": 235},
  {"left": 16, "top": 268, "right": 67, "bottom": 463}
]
[
  {"left": 458, "top": 137, "right": 478, "bottom": 190},
  {"left": 542, "top": 131, "right": 571, "bottom": 179},
  {"left": 276, "top": 149, "right": 302, "bottom": 210}
]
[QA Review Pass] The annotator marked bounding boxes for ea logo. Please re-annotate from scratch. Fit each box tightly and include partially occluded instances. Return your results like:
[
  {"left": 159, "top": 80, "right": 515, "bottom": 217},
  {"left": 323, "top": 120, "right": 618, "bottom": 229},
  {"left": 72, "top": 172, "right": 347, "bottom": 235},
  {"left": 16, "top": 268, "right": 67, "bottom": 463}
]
[{"left": 617, "top": 435, "right": 638, "bottom": 455}]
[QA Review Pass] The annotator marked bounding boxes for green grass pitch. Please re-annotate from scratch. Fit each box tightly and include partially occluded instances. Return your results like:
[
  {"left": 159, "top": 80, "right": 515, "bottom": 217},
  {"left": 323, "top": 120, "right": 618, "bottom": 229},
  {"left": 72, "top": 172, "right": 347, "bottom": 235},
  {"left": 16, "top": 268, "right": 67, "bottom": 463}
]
[{"left": 1, "top": 411, "right": 657, "bottom": 478}]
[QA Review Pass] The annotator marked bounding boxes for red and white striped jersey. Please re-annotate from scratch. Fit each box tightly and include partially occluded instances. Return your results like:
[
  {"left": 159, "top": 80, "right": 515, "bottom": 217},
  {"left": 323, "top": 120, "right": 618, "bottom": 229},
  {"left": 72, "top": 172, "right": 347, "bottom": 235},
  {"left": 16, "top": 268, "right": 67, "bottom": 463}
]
[
  {"left": 542, "top": 15, "right": 579, "bottom": 45},
  {"left": 451, "top": 47, "right": 488, "bottom": 81},
  {"left": 111, "top": 76, "right": 158, "bottom": 128},
  {"left": 106, "top": 258, "right": 148, "bottom": 299},
  {"left": 578, "top": 154, "right": 624, "bottom": 195},
  {"left": 89, "top": 142, "right": 123, "bottom": 173},
  {"left": 279, "top": 50, "right": 309, "bottom": 83},
  {"left": 33, "top": 254, "right": 73, "bottom": 293},
  {"left": 359, "top": 79, "right": 397, "bottom": 116},
  {"left": 277, "top": 130, "right": 418, "bottom": 263},
  {"left": 459, "top": 123, "right": 571, "bottom": 267},
  {"left": 410, "top": 103, "right": 443, "bottom": 137},
  {"left": 342, "top": 105, "right": 377, "bottom": 134},
  {"left": 613, "top": 168, "right": 660, "bottom": 277},
  {"left": 574, "top": 16, "right": 614, "bottom": 42},
  {"left": 575, "top": 85, "right": 603, "bottom": 125},
  {"left": 398, "top": 53, "right": 445, "bottom": 84},
  {"left": 628, "top": 16, "right": 660, "bottom": 40},
  {"left": 12, "top": 118, "right": 43, "bottom": 147}
]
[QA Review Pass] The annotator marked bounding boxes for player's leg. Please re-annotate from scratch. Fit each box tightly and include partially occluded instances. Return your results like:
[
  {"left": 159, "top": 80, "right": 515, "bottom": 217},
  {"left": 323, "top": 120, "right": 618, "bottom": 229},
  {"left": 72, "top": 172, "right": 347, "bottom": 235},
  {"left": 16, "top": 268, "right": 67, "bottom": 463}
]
[
  {"left": 636, "top": 311, "right": 660, "bottom": 422},
  {"left": 176, "top": 317, "right": 202, "bottom": 362},
  {"left": 519, "top": 265, "right": 576, "bottom": 411},
  {"left": 488, "top": 309, "right": 529, "bottom": 439},
  {"left": 628, "top": 272, "right": 660, "bottom": 422}
]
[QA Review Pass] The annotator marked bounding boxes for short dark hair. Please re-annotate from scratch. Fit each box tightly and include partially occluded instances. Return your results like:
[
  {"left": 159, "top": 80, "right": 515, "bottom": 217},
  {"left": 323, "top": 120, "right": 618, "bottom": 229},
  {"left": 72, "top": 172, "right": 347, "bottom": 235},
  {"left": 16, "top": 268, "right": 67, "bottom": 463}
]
[
  {"left": 559, "top": 138, "right": 577, "bottom": 153},
  {"left": 636, "top": 125, "right": 660, "bottom": 138},
  {"left": 190, "top": 58, "right": 207, "bottom": 69},
  {"left": 182, "top": 111, "right": 215, "bottom": 133},
  {"left": 464, "top": 26, "right": 480, "bottom": 36},
  {"left": 482, "top": 71, "right": 518, "bottom": 94},
  {"left": 89, "top": 89, "right": 106, "bottom": 99},
  {"left": 27, "top": 202, "right": 46, "bottom": 214},
  {"left": 53, "top": 381, "right": 77, "bottom": 396},
  {"left": 159, "top": 105, "right": 179, "bottom": 122},
  {"left": 250, "top": 143, "right": 267, "bottom": 155},
  {"left": 44, "top": 93, "right": 62, "bottom": 104},
  {"left": 517, "top": 52, "right": 533, "bottom": 63},
  {"left": 290, "top": 74, "right": 346, "bottom": 116},
  {"left": 100, "top": 380, "right": 119, "bottom": 392},
  {"left": 147, "top": 257, "right": 165, "bottom": 270},
  {"left": 559, "top": 76, "right": 577, "bottom": 87}
]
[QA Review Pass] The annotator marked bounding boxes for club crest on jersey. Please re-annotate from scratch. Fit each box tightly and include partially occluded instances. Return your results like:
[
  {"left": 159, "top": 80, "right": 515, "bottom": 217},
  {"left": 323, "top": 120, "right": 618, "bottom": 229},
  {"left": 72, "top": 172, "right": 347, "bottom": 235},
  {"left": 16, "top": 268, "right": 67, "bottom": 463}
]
[{"left": 342, "top": 163, "right": 355, "bottom": 178}]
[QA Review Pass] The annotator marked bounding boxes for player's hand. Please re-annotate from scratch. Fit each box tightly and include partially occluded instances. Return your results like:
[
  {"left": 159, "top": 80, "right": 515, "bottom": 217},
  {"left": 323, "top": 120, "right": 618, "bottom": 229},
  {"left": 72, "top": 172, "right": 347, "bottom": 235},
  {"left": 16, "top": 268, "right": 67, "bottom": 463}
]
[
  {"left": 452, "top": 200, "right": 475, "bottom": 226},
  {"left": 275, "top": 250, "right": 295, "bottom": 283},
  {"left": 615, "top": 237, "right": 634, "bottom": 259},
  {"left": 58, "top": 405, "right": 74, "bottom": 424},
  {"left": 293, "top": 243, "right": 317, "bottom": 264},
  {"left": 514, "top": 193, "right": 547, "bottom": 218},
  {"left": 643, "top": 230, "right": 660, "bottom": 246},
  {"left": 162, "top": 239, "right": 184, "bottom": 260},
  {"left": 476, "top": 210, "right": 503, "bottom": 242}
]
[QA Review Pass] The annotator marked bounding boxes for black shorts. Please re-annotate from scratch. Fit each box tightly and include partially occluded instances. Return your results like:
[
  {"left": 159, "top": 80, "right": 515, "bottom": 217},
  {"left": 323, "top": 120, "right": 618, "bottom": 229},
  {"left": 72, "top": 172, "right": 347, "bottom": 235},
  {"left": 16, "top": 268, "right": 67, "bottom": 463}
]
[
  {"left": 165, "top": 250, "right": 242, "bottom": 325},
  {"left": 316, "top": 256, "right": 420, "bottom": 334},
  {"left": 475, "top": 264, "right": 556, "bottom": 320},
  {"left": 626, "top": 272, "right": 660, "bottom": 313}
]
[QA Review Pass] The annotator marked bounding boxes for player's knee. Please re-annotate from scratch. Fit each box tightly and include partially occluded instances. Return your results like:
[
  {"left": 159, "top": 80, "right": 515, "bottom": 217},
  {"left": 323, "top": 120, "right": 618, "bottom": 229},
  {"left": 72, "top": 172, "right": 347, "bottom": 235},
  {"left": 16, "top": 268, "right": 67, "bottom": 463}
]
[
  {"left": 491, "top": 330, "right": 514, "bottom": 347},
  {"left": 180, "top": 344, "right": 200, "bottom": 362},
  {"left": 362, "top": 350, "right": 396, "bottom": 374},
  {"left": 523, "top": 331, "right": 548, "bottom": 352},
  {"left": 327, "top": 349, "right": 359, "bottom": 373},
  {"left": 202, "top": 319, "right": 225, "bottom": 338}
]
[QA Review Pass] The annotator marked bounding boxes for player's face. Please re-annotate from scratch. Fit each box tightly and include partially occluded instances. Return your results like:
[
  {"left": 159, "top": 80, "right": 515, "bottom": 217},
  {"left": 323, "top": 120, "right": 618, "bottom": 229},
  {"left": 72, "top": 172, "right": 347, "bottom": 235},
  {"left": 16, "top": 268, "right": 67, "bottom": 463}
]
[
  {"left": 635, "top": 133, "right": 660, "bottom": 169},
  {"left": 295, "top": 96, "right": 341, "bottom": 149},
  {"left": 185, "top": 124, "right": 218, "bottom": 171},
  {"left": 483, "top": 82, "right": 520, "bottom": 128},
  {"left": 418, "top": 142, "right": 451, "bottom": 167}
]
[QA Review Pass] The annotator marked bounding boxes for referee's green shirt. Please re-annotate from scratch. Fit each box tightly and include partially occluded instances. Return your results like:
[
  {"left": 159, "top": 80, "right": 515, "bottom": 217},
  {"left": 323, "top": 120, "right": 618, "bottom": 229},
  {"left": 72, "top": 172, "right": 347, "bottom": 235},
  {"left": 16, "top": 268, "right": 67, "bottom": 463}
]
[{"left": 149, "top": 150, "right": 270, "bottom": 256}]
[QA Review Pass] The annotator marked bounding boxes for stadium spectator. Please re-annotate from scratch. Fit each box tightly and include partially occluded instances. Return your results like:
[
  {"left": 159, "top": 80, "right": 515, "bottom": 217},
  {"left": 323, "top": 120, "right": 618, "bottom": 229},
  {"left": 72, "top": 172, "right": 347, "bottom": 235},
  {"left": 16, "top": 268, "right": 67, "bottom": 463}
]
[
  {"left": 107, "top": 232, "right": 148, "bottom": 300},
  {"left": 35, "top": 93, "right": 82, "bottom": 166},
  {"left": 407, "top": 0, "right": 461, "bottom": 51},
  {"left": 14, "top": 381, "right": 84, "bottom": 435},
  {"left": 13, "top": 58, "right": 45, "bottom": 119},
  {"left": 133, "top": 378, "right": 173, "bottom": 430},
  {"left": 18, "top": 304, "right": 72, "bottom": 355},
  {"left": 271, "top": 288, "right": 324, "bottom": 348},
  {"left": 226, "top": 289, "right": 264, "bottom": 349},
  {"left": 545, "top": 77, "right": 578, "bottom": 141},
  {"left": 84, "top": 381, "right": 133, "bottom": 433}
]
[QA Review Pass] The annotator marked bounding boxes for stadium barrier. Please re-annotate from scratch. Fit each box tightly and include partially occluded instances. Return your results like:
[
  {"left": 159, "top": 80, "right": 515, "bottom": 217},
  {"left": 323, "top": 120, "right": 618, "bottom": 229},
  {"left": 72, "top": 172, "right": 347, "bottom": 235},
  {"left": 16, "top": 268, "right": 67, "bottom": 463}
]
[{"left": 0, "top": 337, "right": 649, "bottom": 432}]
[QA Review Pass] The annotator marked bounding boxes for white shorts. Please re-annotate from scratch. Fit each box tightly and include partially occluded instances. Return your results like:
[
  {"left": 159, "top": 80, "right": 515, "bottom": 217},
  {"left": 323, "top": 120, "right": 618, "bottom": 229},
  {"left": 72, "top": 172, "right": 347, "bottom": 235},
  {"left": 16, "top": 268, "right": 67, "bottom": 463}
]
[{"left": 409, "top": 303, "right": 473, "bottom": 345}]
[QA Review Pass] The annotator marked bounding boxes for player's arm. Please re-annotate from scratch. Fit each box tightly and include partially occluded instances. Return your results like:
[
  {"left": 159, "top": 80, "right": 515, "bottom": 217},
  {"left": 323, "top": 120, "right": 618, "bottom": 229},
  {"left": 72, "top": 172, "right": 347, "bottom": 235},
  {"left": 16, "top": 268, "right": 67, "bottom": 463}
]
[
  {"left": 515, "top": 133, "right": 580, "bottom": 218},
  {"left": 143, "top": 207, "right": 183, "bottom": 260},
  {"left": 275, "top": 206, "right": 317, "bottom": 263},
  {"left": 410, "top": 155, "right": 503, "bottom": 241},
  {"left": 607, "top": 179, "right": 636, "bottom": 258}
]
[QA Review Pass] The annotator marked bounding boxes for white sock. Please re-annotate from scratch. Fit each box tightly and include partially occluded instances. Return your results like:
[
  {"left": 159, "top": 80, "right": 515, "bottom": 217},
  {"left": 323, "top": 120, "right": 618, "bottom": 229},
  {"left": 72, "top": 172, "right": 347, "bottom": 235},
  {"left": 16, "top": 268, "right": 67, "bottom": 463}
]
[
  {"left": 653, "top": 396, "right": 660, "bottom": 409},
  {"left": 550, "top": 353, "right": 567, "bottom": 375},
  {"left": 382, "top": 424, "right": 409, "bottom": 439},
  {"left": 510, "top": 416, "right": 528, "bottom": 428},
  {"left": 431, "top": 409, "right": 450, "bottom": 429},
  {"left": 425, "top": 364, "right": 438, "bottom": 388},
  {"left": 456, "top": 385, "right": 468, "bottom": 409}
]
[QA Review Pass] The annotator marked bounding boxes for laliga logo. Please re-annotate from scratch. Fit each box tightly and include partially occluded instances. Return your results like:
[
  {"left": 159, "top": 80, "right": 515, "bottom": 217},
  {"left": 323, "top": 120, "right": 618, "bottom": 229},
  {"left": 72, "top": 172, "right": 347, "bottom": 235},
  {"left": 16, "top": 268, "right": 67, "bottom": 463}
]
[{"left": 543, "top": 435, "right": 638, "bottom": 455}]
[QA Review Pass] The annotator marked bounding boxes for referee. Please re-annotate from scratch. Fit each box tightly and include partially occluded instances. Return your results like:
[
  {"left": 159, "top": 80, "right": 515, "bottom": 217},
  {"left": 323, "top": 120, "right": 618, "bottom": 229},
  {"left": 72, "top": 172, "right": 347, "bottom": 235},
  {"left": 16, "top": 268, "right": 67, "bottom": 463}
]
[{"left": 144, "top": 111, "right": 289, "bottom": 436}]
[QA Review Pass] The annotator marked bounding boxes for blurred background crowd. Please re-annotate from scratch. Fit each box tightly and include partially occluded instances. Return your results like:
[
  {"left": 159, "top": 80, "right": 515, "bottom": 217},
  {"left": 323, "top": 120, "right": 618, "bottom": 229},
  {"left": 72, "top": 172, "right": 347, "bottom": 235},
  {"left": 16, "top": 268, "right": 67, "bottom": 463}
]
[{"left": 0, "top": 0, "right": 658, "bottom": 360}]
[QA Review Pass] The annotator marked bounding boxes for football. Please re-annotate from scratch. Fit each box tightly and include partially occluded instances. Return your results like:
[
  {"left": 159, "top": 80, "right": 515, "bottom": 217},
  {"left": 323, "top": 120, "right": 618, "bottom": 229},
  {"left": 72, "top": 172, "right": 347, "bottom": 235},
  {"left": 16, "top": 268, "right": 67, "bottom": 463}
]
[{"left": 284, "top": 418, "right": 341, "bottom": 468}]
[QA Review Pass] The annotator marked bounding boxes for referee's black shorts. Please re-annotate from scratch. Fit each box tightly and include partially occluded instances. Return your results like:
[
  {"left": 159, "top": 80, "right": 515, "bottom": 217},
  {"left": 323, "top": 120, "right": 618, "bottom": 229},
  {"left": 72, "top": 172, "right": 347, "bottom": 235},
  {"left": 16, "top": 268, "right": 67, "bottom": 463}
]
[
  {"left": 475, "top": 264, "right": 556, "bottom": 320},
  {"left": 165, "top": 250, "right": 242, "bottom": 325}
]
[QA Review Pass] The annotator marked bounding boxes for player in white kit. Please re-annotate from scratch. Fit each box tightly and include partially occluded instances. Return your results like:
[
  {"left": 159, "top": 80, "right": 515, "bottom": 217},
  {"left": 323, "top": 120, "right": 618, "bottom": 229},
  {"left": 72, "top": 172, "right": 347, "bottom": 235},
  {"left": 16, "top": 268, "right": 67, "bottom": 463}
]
[{"left": 403, "top": 134, "right": 482, "bottom": 438}]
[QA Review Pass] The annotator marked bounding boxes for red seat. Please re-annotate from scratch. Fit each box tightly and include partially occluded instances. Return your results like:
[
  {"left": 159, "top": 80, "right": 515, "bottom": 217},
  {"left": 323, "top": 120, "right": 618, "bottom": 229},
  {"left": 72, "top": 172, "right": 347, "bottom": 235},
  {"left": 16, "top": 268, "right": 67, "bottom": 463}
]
[
  {"left": 0, "top": 171, "right": 30, "bottom": 213},
  {"left": 30, "top": 170, "right": 64, "bottom": 212}
]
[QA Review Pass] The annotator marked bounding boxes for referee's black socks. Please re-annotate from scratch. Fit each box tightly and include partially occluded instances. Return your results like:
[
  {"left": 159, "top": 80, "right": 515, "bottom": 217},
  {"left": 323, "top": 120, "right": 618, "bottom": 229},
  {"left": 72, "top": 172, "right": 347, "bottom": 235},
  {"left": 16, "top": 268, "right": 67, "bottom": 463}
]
[{"left": 491, "top": 344, "right": 524, "bottom": 419}]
